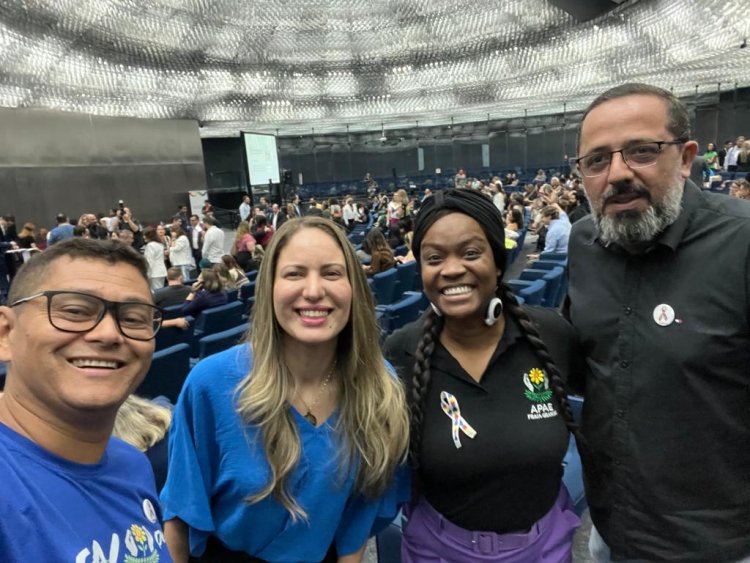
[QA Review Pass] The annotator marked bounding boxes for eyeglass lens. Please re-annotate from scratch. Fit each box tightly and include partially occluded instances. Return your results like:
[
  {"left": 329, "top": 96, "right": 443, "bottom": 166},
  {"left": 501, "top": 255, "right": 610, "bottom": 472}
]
[
  {"left": 48, "top": 292, "right": 160, "bottom": 340},
  {"left": 580, "top": 143, "right": 662, "bottom": 176}
]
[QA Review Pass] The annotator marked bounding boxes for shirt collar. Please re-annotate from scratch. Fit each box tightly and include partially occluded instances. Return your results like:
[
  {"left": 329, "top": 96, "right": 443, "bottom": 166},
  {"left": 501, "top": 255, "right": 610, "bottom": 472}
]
[{"left": 586, "top": 179, "right": 700, "bottom": 254}]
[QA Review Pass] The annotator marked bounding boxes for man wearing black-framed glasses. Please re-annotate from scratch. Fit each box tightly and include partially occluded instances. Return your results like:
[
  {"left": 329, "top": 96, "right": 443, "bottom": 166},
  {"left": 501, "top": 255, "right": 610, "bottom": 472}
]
[
  {"left": 0, "top": 238, "right": 172, "bottom": 562},
  {"left": 565, "top": 83, "right": 750, "bottom": 563}
]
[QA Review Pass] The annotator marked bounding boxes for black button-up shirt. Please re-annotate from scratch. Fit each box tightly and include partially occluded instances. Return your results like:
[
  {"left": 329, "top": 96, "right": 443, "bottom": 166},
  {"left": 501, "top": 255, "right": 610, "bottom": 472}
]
[{"left": 566, "top": 181, "right": 750, "bottom": 561}]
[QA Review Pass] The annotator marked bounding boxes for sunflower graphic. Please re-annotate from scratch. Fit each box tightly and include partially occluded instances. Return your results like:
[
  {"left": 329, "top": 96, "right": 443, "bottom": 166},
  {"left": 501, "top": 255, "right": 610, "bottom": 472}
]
[
  {"left": 523, "top": 368, "right": 553, "bottom": 402},
  {"left": 529, "top": 368, "right": 545, "bottom": 385}
]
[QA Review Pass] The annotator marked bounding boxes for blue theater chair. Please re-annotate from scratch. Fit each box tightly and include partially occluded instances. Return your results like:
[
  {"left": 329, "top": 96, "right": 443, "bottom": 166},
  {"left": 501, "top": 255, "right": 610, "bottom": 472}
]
[
  {"left": 519, "top": 266, "right": 565, "bottom": 308},
  {"left": 395, "top": 260, "right": 418, "bottom": 294},
  {"left": 198, "top": 323, "right": 249, "bottom": 359},
  {"left": 372, "top": 268, "right": 399, "bottom": 306},
  {"left": 540, "top": 251, "right": 568, "bottom": 262},
  {"left": 191, "top": 301, "right": 244, "bottom": 356},
  {"left": 239, "top": 281, "right": 256, "bottom": 302},
  {"left": 376, "top": 291, "right": 424, "bottom": 334},
  {"left": 507, "top": 279, "right": 546, "bottom": 306},
  {"left": 136, "top": 343, "right": 191, "bottom": 403}
]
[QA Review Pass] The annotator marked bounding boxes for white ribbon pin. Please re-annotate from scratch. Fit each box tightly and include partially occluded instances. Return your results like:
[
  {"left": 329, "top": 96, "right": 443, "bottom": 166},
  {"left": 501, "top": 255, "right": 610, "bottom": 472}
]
[{"left": 440, "top": 391, "right": 477, "bottom": 449}]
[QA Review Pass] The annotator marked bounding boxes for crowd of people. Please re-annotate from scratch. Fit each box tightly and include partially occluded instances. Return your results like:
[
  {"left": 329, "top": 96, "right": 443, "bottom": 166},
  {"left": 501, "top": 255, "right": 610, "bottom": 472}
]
[{"left": 0, "top": 82, "right": 749, "bottom": 563}]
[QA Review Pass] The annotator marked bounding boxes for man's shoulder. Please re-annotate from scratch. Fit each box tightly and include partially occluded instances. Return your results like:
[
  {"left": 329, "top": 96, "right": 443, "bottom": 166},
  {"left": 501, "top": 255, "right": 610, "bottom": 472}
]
[
  {"left": 569, "top": 214, "right": 596, "bottom": 244},
  {"left": 695, "top": 189, "right": 750, "bottom": 221}
]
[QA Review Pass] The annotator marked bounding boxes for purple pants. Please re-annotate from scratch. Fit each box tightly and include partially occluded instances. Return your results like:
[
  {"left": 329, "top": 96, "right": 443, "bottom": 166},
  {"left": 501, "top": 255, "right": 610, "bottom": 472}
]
[{"left": 401, "top": 486, "right": 580, "bottom": 562}]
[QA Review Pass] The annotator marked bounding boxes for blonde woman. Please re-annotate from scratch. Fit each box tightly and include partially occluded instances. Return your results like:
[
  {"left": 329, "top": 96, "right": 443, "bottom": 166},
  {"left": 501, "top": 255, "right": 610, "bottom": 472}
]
[
  {"left": 113, "top": 395, "right": 172, "bottom": 491},
  {"left": 387, "top": 189, "right": 407, "bottom": 228},
  {"left": 162, "top": 216, "right": 409, "bottom": 563}
]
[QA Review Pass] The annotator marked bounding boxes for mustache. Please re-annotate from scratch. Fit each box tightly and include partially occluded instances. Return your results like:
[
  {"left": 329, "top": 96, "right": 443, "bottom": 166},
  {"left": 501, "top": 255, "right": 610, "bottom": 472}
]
[{"left": 602, "top": 182, "right": 652, "bottom": 203}]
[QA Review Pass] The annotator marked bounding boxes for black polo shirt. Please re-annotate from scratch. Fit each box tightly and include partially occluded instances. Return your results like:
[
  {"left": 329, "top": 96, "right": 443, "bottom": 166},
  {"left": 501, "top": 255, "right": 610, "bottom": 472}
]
[
  {"left": 384, "top": 307, "right": 579, "bottom": 533},
  {"left": 565, "top": 181, "right": 750, "bottom": 561}
]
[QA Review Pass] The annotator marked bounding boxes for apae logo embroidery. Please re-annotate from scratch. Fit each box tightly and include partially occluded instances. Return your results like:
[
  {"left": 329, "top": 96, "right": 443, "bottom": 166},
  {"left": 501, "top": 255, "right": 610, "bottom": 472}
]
[{"left": 523, "top": 368, "right": 558, "bottom": 421}]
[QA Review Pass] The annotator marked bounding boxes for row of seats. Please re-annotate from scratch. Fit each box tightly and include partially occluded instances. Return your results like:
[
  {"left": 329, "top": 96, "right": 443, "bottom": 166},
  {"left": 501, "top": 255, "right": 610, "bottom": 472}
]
[
  {"left": 507, "top": 252, "right": 568, "bottom": 308},
  {"left": 138, "top": 271, "right": 263, "bottom": 402}
]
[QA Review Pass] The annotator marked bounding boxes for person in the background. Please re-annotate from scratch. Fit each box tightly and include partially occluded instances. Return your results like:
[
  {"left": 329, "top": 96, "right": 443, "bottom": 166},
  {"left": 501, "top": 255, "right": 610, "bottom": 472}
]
[
  {"left": 362, "top": 229, "right": 396, "bottom": 277},
  {"left": 143, "top": 227, "right": 168, "bottom": 291},
  {"left": 454, "top": 168, "right": 467, "bottom": 189},
  {"left": 161, "top": 216, "right": 408, "bottom": 562},
  {"left": 15, "top": 223, "right": 37, "bottom": 250},
  {"left": 200, "top": 216, "right": 225, "bottom": 268},
  {"left": 168, "top": 226, "right": 194, "bottom": 280},
  {"left": 252, "top": 214, "right": 275, "bottom": 249},
  {"left": 238, "top": 194, "right": 252, "bottom": 223},
  {"left": 153, "top": 267, "right": 192, "bottom": 308},
  {"left": 113, "top": 394, "right": 172, "bottom": 492},
  {"left": 702, "top": 142, "right": 719, "bottom": 178},
  {"left": 179, "top": 269, "right": 228, "bottom": 318},
  {"left": 47, "top": 213, "right": 75, "bottom": 245},
  {"left": 221, "top": 255, "right": 250, "bottom": 288}
]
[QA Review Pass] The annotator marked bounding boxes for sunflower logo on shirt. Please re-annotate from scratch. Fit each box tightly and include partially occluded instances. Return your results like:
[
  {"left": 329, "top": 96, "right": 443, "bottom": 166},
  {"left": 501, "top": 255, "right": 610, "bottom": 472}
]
[{"left": 523, "top": 368, "right": 553, "bottom": 402}]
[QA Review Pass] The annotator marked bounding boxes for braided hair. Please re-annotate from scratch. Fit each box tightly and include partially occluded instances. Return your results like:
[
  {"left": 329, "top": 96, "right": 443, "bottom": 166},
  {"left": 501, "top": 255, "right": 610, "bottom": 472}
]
[{"left": 409, "top": 188, "right": 589, "bottom": 482}]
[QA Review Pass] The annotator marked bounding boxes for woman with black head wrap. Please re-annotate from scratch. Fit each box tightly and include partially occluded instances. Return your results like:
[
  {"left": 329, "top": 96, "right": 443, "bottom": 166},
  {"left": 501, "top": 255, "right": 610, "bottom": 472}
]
[{"left": 384, "top": 188, "right": 585, "bottom": 562}]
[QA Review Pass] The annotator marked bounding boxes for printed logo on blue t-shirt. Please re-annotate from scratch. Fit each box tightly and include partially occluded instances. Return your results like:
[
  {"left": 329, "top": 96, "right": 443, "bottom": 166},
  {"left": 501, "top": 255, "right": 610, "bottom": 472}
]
[{"left": 75, "top": 520, "right": 166, "bottom": 563}]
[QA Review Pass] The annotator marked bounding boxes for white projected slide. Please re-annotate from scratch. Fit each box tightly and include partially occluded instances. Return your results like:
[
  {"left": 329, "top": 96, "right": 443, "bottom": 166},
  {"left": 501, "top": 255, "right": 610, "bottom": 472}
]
[{"left": 243, "top": 132, "right": 280, "bottom": 186}]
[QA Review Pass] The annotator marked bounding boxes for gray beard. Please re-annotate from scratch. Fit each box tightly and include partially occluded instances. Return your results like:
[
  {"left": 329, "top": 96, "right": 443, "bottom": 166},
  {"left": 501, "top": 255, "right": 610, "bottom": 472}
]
[{"left": 592, "top": 181, "right": 684, "bottom": 248}]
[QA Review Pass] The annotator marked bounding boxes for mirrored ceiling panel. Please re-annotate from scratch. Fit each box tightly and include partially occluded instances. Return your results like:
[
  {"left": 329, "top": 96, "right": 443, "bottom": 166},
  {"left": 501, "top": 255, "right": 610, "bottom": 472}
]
[{"left": 0, "top": 0, "right": 748, "bottom": 136}]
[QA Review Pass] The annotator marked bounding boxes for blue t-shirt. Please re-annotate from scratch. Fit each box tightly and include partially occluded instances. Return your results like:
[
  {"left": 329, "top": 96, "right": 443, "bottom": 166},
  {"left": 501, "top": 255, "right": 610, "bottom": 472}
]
[
  {"left": 0, "top": 423, "right": 172, "bottom": 563},
  {"left": 161, "top": 345, "right": 408, "bottom": 562}
]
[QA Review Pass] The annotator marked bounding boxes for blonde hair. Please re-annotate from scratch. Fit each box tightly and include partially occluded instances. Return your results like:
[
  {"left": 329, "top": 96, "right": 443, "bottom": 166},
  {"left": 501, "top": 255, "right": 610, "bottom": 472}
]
[
  {"left": 113, "top": 395, "right": 172, "bottom": 452},
  {"left": 234, "top": 221, "right": 251, "bottom": 244},
  {"left": 235, "top": 217, "right": 409, "bottom": 520}
]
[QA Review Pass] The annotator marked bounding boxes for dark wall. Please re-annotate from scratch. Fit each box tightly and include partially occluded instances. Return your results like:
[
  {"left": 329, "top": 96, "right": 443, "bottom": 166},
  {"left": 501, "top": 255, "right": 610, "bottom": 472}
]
[
  {"left": 0, "top": 108, "right": 205, "bottom": 227},
  {"left": 200, "top": 87, "right": 750, "bottom": 189}
]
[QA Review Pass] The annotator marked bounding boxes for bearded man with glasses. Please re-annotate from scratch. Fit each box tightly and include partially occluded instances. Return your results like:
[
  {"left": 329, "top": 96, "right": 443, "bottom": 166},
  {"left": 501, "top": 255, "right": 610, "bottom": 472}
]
[
  {"left": 0, "top": 238, "right": 172, "bottom": 562},
  {"left": 565, "top": 83, "right": 750, "bottom": 563}
]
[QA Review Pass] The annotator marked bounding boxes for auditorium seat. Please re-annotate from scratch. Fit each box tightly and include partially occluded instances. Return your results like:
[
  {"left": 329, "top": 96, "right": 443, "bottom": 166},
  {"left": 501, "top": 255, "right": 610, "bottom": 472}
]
[
  {"left": 155, "top": 317, "right": 194, "bottom": 351},
  {"left": 239, "top": 281, "right": 256, "bottom": 302},
  {"left": 199, "top": 323, "right": 249, "bottom": 359},
  {"left": 245, "top": 270, "right": 258, "bottom": 282},
  {"left": 191, "top": 301, "right": 245, "bottom": 356},
  {"left": 376, "top": 291, "right": 424, "bottom": 333},
  {"left": 393, "top": 244, "right": 408, "bottom": 257},
  {"left": 540, "top": 251, "right": 568, "bottom": 263},
  {"left": 520, "top": 267, "right": 565, "bottom": 308},
  {"left": 136, "top": 343, "right": 191, "bottom": 403},
  {"left": 507, "top": 279, "right": 546, "bottom": 306},
  {"left": 161, "top": 303, "right": 184, "bottom": 320},
  {"left": 372, "top": 268, "right": 399, "bottom": 306},
  {"left": 395, "top": 260, "right": 418, "bottom": 294},
  {"left": 226, "top": 288, "right": 239, "bottom": 302}
]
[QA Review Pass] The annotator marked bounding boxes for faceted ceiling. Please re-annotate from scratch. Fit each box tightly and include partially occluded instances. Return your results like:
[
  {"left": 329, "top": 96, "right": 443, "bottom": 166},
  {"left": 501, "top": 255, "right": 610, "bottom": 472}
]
[{"left": 0, "top": 0, "right": 748, "bottom": 137}]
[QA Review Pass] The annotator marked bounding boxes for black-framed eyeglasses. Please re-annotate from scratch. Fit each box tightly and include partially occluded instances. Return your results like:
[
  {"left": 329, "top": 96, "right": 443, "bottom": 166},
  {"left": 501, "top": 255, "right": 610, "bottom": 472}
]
[
  {"left": 574, "top": 139, "right": 687, "bottom": 178},
  {"left": 10, "top": 291, "right": 163, "bottom": 341}
]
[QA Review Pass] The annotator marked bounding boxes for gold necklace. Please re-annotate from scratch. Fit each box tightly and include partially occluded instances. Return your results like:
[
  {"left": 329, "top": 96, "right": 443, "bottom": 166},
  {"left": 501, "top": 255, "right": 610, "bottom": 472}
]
[{"left": 295, "top": 360, "right": 337, "bottom": 426}]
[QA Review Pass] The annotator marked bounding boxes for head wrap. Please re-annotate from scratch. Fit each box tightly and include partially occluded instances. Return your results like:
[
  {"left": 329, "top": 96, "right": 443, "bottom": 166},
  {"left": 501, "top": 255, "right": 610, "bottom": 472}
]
[{"left": 412, "top": 188, "right": 507, "bottom": 278}]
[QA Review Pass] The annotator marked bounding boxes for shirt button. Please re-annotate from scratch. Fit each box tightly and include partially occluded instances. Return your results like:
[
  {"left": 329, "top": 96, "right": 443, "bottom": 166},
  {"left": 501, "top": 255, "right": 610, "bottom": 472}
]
[
  {"left": 620, "top": 360, "right": 629, "bottom": 369},
  {"left": 624, "top": 306, "right": 632, "bottom": 315},
  {"left": 614, "top": 458, "right": 622, "bottom": 466},
  {"left": 616, "top": 410, "right": 625, "bottom": 419}
]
